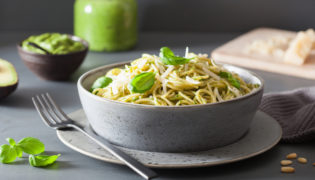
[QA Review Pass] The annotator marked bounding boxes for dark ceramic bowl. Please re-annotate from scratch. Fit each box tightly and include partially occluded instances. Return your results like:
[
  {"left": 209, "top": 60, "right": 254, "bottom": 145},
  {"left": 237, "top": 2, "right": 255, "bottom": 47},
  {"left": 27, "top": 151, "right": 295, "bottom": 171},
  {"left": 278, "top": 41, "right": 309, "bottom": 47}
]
[
  {"left": 17, "top": 35, "right": 88, "bottom": 81},
  {"left": 78, "top": 61, "right": 264, "bottom": 153}
]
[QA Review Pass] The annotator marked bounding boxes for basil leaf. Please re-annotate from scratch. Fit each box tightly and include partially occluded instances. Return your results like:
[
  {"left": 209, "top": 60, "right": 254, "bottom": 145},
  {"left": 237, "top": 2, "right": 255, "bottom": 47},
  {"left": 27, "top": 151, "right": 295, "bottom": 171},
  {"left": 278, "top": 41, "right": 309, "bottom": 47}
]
[
  {"left": 29, "top": 154, "right": 60, "bottom": 167},
  {"left": 6, "top": 138, "right": 15, "bottom": 146},
  {"left": 90, "top": 76, "right": 113, "bottom": 92},
  {"left": 129, "top": 72, "right": 155, "bottom": 93},
  {"left": 15, "top": 146, "right": 23, "bottom": 158},
  {"left": 159, "top": 47, "right": 190, "bottom": 65},
  {"left": 0, "top": 144, "right": 17, "bottom": 163},
  {"left": 219, "top": 71, "right": 240, "bottom": 89},
  {"left": 17, "top": 137, "right": 45, "bottom": 155}
]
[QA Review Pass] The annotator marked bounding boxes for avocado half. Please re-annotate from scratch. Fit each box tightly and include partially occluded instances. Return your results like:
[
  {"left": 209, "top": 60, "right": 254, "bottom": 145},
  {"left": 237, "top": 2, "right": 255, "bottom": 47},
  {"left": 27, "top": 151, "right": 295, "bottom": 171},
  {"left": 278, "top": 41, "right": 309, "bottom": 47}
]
[{"left": 0, "top": 58, "right": 18, "bottom": 99}]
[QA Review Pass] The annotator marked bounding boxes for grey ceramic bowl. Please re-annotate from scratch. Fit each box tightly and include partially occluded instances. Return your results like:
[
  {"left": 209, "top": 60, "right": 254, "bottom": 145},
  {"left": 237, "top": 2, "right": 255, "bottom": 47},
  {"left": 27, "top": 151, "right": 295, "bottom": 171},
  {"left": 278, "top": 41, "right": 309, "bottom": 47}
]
[{"left": 78, "top": 62, "right": 264, "bottom": 153}]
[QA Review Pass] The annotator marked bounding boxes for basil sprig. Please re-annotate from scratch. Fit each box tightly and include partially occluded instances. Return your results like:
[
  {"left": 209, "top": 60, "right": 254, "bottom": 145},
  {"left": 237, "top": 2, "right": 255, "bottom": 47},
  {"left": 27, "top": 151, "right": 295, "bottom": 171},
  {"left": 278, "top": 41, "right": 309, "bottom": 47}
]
[
  {"left": 0, "top": 137, "right": 60, "bottom": 167},
  {"left": 219, "top": 71, "right": 241, "bottom": 89},
  {"left": 0, "top": 137, "right": 45, "bottom": 164},
  {"left": 0, "top": 144, "right": 17, "bottom": 163},
  {"left": 29, "top": 154, "right": 60, "bottom": 167},
  {"left": 129, "top": 72, "right": 155, "bottom": 93},
  {"left": 90, "top": 76, "right": 113, "bottom": 92},
  {"left": 159, "top": 47, "right": 191, "bottom": 65},
  {"left": 17, "top": 137, "right": 45, "bottom": 155}
]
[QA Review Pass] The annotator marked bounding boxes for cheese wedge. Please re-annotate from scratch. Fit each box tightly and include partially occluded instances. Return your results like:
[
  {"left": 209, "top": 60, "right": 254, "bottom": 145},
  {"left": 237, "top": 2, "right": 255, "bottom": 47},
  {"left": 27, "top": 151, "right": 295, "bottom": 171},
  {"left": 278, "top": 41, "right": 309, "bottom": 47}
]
[{"left": 284, "top": 29, "right": 315, "bottom": 65}]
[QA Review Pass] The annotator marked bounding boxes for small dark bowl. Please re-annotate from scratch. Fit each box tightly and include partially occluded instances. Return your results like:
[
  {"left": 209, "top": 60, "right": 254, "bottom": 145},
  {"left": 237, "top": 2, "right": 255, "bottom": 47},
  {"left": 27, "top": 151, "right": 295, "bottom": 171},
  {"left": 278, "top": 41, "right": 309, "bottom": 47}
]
[{"left": 17, "top": 35, "right": 88, "bottom": 81}]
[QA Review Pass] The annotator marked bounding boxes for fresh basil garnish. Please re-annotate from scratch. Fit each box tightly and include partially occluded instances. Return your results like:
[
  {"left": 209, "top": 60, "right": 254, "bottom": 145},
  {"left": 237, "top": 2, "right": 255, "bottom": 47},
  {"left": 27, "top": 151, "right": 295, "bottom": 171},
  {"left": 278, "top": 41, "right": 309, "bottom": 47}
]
[
  {"left": 29, "top": 154, "right": 60, "bottom": 167},
  {"left": 219, "top": 71, "right": 241, "bottom": 89},
  {"left": 1, "top": 137, "right": 45, "bottom": 164},
  {"left": 6, "top": 138, "right": 22, "bottom": 158},
  {"left": 159, "top": 47, "right": 191, "bottom": 65},
  {"left": 17, "top": 137, "right": 45, "bottom": 155},
  {"left": 7, "top": 138, "right": 16, "bottom": 146},
  {"left": 129, "top": 72, "right": 155, "bottom": 93},
  {"left": 0, "top": 144, "right": 17, "bottom": 163},
  {"left": 90, "top": 76, "right": 113, "bottom": 92},
  {"left": 0, "top": 137, "right": 59, "bottom": 167},
  {"left": 15, "top": 146, "right": 23, "bottom": 158}
]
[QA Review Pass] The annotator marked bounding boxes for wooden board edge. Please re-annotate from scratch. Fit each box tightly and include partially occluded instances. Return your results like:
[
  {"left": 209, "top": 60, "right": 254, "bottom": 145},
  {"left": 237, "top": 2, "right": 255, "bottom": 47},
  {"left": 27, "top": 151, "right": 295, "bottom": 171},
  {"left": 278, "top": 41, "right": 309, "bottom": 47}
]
[{"left": 211, "top": 51, "right": 315, "bottom": 80}]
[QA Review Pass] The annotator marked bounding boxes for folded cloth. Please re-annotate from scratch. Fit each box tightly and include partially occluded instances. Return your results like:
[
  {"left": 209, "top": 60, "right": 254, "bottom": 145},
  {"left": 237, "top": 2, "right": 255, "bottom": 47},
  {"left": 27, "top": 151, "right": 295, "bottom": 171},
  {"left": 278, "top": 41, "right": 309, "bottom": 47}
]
[{"left": 259, "top": 86, "right": 315, "bottom": 143}]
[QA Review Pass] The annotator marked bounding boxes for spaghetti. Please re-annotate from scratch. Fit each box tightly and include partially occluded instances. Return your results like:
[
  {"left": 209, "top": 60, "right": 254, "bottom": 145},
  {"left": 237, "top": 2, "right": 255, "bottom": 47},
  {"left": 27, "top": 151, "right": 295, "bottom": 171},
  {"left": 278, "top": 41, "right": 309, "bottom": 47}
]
[{"left": 92, "top": 49, "right": 258, "bottom": 106}]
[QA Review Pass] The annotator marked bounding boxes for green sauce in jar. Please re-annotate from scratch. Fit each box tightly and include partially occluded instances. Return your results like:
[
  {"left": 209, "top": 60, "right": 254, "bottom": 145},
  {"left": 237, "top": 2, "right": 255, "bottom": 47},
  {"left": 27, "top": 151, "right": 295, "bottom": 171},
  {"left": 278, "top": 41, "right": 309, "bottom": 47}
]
[
  {"left": 22, "top": 33, "right": 85, "bottom": 54},
  {"left": 74, "top": 0, "right": 137, "bottom": 52}
]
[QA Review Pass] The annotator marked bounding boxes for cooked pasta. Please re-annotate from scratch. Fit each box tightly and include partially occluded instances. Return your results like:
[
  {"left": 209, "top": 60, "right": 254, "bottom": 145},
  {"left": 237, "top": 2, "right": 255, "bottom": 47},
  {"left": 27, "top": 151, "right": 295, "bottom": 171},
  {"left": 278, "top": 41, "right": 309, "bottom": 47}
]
[{"left": 92, "top": 48, "right": 259, "bottom": 106}]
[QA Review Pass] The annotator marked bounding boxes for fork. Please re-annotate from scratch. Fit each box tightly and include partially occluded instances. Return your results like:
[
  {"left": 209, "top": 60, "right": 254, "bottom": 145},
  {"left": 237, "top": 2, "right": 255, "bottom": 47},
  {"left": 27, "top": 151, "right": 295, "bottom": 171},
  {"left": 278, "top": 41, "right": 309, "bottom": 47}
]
[{"left": 32, "top": 93, "right": 158, "bottom": 180}]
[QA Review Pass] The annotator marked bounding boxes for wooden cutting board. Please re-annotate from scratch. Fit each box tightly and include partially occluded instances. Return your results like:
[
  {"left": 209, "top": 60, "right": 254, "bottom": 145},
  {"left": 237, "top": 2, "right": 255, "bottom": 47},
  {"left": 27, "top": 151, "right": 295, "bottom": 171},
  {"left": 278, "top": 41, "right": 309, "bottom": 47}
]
[{"left": 211, "top": 27, "right": 315, "bottom": 80}]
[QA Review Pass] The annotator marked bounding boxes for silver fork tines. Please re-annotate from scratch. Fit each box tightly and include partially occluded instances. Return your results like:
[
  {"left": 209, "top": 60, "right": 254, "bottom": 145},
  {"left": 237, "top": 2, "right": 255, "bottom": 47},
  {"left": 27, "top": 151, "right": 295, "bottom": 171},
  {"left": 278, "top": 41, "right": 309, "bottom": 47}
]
[
  {"left": 33, "top": 95, "right": 55, "bottom": 127},
  {"left": 32, "top": 93, "right": 157, "bottom": 180},
  {"left": 33, "top": 93, "right": 68, "bottom": 128}
]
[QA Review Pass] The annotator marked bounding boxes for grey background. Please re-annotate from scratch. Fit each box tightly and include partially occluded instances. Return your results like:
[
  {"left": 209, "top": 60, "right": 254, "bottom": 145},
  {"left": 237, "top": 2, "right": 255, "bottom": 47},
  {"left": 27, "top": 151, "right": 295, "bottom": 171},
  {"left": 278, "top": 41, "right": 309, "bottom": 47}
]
[
  {"left": 0, "top": 0, "right": 315, "bottom": 33},
  {"left": 1, "top": 0, "right": 315, "bottom": 179},
  {"left": 0, "top": 32, "right": 315, "bottom": 180}
]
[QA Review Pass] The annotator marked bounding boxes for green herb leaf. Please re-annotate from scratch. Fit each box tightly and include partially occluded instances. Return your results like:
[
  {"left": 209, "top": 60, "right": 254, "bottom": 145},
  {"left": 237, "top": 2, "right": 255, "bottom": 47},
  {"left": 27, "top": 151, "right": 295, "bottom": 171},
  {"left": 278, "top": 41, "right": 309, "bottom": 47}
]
[
  {"left": 29, "top": 154, "right": 60, "bottom": 167},
  {"left": 17, "top": 137, "right": 45, "bottom": 155},
  {"left": 15, "top": 146, "right": 23, "bottom": 158},
  {"left": 129, "top": 72, "right": 155, "bottom": 93},
  {"left": 159, "top": 47, "right": 191, "bottom": 65},
  {"left": 90, "top": 76, "right": 113, "bottom": 92},
  {"left": 6, "top": 138, "right": 15, "bottom": 146},
  {"left": 219, "top": 71, "right": 240, "bottom": 89},
  {"left": 0, "top": 144, "right": 17, "bottom": 163}
]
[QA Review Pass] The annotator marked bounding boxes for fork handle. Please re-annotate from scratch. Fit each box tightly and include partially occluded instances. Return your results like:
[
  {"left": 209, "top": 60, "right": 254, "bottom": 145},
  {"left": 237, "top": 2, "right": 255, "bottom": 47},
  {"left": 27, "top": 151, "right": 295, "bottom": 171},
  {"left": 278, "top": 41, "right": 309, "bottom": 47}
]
[{"left": 68, "top": 124, "right": 158, "bottom": 180}]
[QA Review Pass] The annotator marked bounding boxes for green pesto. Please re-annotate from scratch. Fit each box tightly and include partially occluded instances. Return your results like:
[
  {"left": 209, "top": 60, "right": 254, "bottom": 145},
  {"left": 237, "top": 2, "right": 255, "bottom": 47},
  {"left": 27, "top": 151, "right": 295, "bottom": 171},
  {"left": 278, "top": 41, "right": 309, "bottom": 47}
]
[
  {"left": 74, "top": 0, "right": 137, "bottom": 52},
  {"left": 22, "top": 33, "right": 85, "bottom": 55}
]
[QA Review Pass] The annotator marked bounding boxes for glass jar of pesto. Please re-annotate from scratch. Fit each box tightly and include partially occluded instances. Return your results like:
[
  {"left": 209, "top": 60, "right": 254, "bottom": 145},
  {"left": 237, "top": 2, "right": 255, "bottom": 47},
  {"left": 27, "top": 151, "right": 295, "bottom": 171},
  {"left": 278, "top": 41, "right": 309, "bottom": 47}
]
[{"left": 74, "top": 0, "right": 137, "bottom": 52}]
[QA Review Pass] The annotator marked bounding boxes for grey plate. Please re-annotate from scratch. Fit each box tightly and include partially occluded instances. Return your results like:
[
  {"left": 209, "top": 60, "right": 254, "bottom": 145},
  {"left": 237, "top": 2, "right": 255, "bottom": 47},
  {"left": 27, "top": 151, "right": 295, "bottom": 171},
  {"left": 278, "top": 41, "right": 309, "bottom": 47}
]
[{"left": 57, "top": 109, "right": 282, "bottom": 168}]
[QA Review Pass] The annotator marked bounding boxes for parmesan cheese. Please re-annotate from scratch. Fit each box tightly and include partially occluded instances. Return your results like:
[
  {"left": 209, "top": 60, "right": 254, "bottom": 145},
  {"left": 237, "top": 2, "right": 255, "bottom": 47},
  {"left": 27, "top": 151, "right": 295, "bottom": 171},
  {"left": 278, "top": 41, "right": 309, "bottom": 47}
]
[
  {"left": 245, "top": 28, "right": 315, "bottom": 66},
  {"left": 245, "top": 35, "right": 290, "bottom": 58},
  {"left": 284, "top": 29, "right": 315, "bottom": 65},
  {"left": 202, "top": 66, "right": 220, "bottom": 80}
]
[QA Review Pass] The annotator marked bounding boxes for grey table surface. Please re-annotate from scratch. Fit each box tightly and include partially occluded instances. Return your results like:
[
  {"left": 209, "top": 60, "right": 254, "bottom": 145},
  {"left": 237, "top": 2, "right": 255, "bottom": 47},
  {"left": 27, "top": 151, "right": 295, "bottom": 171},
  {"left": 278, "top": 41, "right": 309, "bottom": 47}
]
[{"left": 0, "top": 32, "right": 314, "bottom": 180}]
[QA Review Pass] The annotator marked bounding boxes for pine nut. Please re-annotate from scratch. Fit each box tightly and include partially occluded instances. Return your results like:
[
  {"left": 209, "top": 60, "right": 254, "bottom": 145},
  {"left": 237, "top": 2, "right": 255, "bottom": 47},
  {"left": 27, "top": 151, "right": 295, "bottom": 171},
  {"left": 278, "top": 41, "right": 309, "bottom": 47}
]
[
  {"left": 286, "top": 153, "right": 297, "bottom": 159},
  {"left": 280, "top": 160, "right": 293, "bottom": 166},
  {"left": 281, "top": 167, "right": 295, "bottom": 173},
  {"left": 297, "top": 157, "right": 307, "bottom": 164}
]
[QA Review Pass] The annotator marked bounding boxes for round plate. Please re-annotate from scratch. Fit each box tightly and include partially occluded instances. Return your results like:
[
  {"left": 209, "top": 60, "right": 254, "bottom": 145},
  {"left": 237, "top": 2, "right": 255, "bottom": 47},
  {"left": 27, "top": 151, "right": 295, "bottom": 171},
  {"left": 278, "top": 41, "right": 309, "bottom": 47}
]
[{"left": 57, "top": 109, "right": 282, "bottom": 168}]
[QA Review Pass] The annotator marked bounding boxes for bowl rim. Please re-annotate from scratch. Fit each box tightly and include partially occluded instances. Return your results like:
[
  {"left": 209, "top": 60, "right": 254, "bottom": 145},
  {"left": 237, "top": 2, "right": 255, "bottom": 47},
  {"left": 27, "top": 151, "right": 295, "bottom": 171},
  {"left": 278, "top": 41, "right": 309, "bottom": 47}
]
[
  {"left": 78, "top": 61, "right": 264, "bottom": 109},
  {"left": 17, "top": 34, "right": 89, "bottom": 56}
]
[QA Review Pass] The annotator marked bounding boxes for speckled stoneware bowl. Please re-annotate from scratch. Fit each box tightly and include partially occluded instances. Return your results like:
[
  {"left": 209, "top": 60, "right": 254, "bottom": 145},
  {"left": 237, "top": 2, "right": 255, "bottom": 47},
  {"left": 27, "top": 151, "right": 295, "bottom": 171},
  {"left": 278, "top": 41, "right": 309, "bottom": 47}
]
[{"left": 78, "top": 62, "right": 264, "bottom": 152}]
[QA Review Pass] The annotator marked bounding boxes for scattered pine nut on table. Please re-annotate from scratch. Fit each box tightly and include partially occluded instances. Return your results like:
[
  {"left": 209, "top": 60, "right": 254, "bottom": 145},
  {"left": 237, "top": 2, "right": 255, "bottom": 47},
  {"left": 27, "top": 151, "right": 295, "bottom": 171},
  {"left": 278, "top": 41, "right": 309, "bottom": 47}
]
[
  {"left": 286, "top": 153, "right": 298, "bottom": 159},
  {"left": 297, "top": 157, "right": 307, "bottom": 164},
  {"left": 281, "top": 167, "right": 295, "bottom": 173},
  {"left": 280, "top": 160, "right": 293, "bottom": 166}
]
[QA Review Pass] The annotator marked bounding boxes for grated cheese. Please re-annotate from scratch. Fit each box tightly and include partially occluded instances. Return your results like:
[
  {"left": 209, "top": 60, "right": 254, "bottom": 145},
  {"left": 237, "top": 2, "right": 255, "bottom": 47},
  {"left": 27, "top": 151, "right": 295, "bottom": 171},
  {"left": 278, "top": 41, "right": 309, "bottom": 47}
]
[{"left": 245, "top": 28, "right": 315, "bottom": 65}]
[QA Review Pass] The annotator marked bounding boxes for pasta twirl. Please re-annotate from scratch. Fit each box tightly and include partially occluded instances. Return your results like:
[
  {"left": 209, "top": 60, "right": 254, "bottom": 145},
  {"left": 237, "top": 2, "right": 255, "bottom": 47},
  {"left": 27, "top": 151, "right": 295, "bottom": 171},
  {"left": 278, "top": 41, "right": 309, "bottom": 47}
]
[{"left": 92, "top": 50, "right": 258, "bottom": 106}]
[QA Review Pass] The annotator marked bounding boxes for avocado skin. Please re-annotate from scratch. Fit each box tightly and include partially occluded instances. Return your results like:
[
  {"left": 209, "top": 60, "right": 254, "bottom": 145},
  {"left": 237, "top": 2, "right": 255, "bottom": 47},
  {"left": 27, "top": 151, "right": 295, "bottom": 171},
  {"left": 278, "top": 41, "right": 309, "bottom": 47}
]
[{"left": 0, "top": 82, "right": 18, "bottom": 99}]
